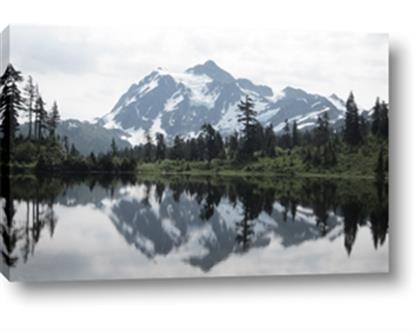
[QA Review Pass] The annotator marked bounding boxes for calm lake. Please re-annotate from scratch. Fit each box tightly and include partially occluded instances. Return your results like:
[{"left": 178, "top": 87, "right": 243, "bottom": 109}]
[{"left": 1, "top": 175, "right": 389, "bottom": 281}]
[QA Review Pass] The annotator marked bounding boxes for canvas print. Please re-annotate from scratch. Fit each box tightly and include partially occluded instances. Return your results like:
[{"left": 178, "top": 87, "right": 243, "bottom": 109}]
[{"left": 0, "top": 25, "right": 389, "bottom": 281}]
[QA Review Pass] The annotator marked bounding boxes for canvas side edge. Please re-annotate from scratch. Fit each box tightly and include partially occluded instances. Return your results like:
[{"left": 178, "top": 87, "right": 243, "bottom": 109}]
[{"left": 0, "top": 24, "right": 12, "bottom": 281}]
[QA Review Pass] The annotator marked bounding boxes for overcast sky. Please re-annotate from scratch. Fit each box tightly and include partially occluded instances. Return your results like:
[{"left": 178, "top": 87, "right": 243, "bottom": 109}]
[{"left": 10, "top": 25, "right": 388, "bottom": 121}]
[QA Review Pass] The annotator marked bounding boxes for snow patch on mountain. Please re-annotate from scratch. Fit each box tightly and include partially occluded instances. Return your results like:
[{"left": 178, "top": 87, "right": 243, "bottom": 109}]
[
  {"left": 149, "top": 115, "right": 166, "bottom": 137},
  {"left": 172, "top": 72, "right": 218, "bottom": 107},
  {"left": 121, "top": 127, "right": 146, "bottom": 145},
  {"left": 215, "top": 102, "right": 241, "bottom": 133},
  {"left": 164, "top": 93, "right": 184, "bottom": 112}
]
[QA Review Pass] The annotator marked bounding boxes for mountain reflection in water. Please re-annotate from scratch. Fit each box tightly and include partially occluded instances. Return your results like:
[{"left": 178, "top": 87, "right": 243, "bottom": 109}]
[{"left": 0, "top": 174, "right": 388, "bottom": 281}]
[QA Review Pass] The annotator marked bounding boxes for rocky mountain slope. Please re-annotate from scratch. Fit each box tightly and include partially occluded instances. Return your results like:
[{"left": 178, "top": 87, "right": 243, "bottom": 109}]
[{"left": 99, "top": 60, "right": 348, "bottom": 144}]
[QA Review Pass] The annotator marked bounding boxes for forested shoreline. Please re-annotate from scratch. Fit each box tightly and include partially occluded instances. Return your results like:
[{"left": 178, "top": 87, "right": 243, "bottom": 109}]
[{"left": 0, "top": 64, "right": 388, "bottom": 180}]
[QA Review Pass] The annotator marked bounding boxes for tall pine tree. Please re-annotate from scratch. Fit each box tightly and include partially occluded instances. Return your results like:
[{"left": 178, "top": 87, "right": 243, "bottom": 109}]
[
  {"left": 111, "top": 137, "right": 118, "bottom": 156},
  {"left": 227, "top": 131, "right": 239, "bottom": 160},
  {"left": 371, "top": 97, "right": 381, "bottom": 136},
  {"left": 263, "top": 124, "right": 277, "bottom": 157},
  {"left": 280, "top": 119, "right": 291, "bottom": 149},
  {"left": 200, "top": 123, "right": 224, "bottom": 162},
  {"left": 292, "top": 120, "right": 299, "bottom": 147},
  {"left": 34, "top": 95, "right": 48, "bottom": 140},
  {"left": 237, "top": 95, "right": 258, "bottom": 159},
  {"left": 143, "top": 131, "right": 154, "bottom": 162},
  {"left": 170, "top": 135, "right": 185, "bottom": 160},
  {"left": 200, "top": 123, "right": 217, "bottom": 162},
  {"left": 379, "top": 101, "right": 389, "bottom": 139},
  {"left": 48, "top": 101, "right": 60, "bottom": 138},
  {"left": 23, "top": 75, "right": 36, "bottom": 139},
  {"left": 0, "top": 64, "right": 24, "bottom": 167},
  {"left": 343, "top": 92, "right": 362, "bottom": 146},
  {"left": 155, "top": 133, "right": 166, "bottom": 160},
  {"left": 314, "top": 112, "right": 330, "bottom": 147}
]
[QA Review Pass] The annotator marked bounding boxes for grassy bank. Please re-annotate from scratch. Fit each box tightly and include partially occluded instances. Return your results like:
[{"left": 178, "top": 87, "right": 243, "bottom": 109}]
[
  {"left": 137, "top": 162, "right": 375, "bottom": 179},
  {"left": 136, "top": 144, "right": 387, "bottom": 180}
]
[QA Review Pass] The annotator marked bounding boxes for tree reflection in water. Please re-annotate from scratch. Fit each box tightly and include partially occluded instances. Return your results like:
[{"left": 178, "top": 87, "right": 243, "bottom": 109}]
[
  {"left": 1, "top": 176, "right": 61, "bottom": 267},
  {"left": 0, "top": 174, "right": 389, "bottom": 271}
]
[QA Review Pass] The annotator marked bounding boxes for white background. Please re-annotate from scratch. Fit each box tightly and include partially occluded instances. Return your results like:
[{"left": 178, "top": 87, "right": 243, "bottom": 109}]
[{"left": 0, "top": 0, "right": 413, "bottom": 331}]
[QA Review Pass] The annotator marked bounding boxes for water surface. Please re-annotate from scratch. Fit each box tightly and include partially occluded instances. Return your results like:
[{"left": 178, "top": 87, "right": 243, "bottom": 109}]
[{"left": 0, "top": 175, "right": 389, "bottom": 281}]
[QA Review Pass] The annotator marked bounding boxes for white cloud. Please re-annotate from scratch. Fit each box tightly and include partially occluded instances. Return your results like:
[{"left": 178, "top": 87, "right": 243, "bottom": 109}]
[{"left": 10, "top": 25, "right": 388, "bottom": 121}]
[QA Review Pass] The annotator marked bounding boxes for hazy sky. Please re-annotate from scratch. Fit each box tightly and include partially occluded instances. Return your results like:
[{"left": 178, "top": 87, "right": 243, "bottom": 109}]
[{"left": 10, "top": 25, "right": 388, "bottom": 121}]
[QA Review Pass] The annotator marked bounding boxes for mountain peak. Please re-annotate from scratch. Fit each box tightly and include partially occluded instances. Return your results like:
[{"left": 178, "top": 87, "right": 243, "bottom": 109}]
[
  {"left": 185, "top": 60, "right": 235, "bottom": 83},
  {"left": 328, "top": 93, "right": 346, "bottom": 110},
  {"left": 203, "top": 59, "right": 218, "bottom": 67},
  {"left": 329, "top": 93, "right": 343, "bottom": 101},
  {"left": 148, "top": 66, "right": 168, "bottom": 77},
  {"left": 282, "top": 86, "right": 307, "bottom": 96}
]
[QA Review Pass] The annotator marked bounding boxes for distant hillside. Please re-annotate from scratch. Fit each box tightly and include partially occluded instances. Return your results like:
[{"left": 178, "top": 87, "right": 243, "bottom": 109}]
[{"left": 18, "top": 119, "right": 131, "bottom": 155}]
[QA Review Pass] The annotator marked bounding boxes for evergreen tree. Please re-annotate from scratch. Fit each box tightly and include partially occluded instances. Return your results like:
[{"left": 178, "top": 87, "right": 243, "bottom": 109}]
[
  {"left": 343, "top": 92, "right": 362, "bottom": 146},
  {"left": 188, "top": 138, "right": 199, "bottom": 161},
  {"left": 359, "top": 114, "right": 369, "bottom": 142},
  {"left": 227, "top": 131, "right": 239, "bottom": 160},
  {"left": 170, "top": 135, "right": 185, "bottom": 160},
  {"left": 196, "top": 135, "right": 205, "bottom": 161},
  {"left": 0, "top": 64, "right": 24, "bottom": 166},
  {"left": 308, "top": 113, "right": 338, "bottom": 168},
  {"left": 200, "top": 123, "right": 217, "bottom": 162},
  {"left": 111, "top": 137, "right": 118, "bottom": 156},
  {"left": 213, "top": 131, "right": 225, "bottom": 159},
  {"left": 371, "top": 97, "right": 381, "bottom": 136},
  {"left": 263, "top": 124, "right": 277, "bottom": 157},
  {"left": 280, "top": 119, "right": 291, "bottom": 149},
  {"left": 251, "top": 122, "right": 264, "bottom": 153},
  {"left": 48, "top": 101, "right": 60, "bottom": 138},
  {"left": 34, "top": 96, "right": 48, "bottom": 140},
  {"left": 155, "top": 133, "right": 166, "bottom": 160},
  {"left": 237, "top": 95, "right": 258, "bottom": 159},
  {"left": 143, "top": 131, "right": 154, "bottom": 162},
  {"left": 379, "top": 101, "right": 389, "bottom": 139},
  {"left": 32, "top": 84, "right": 40, "bottom": 138},
  {"left": 200, "top": 123, "right": 224, "bottom": 162},
  {"left": 292, "top": 120, "right": 299, "bottom": 147},
  {"left": 323, "top": 112, "right": 330, "bottom": 140},
  {"left": 313, "top": 112, "right": 330, "bottom": 147},
  {"left": 372, "top": 98, "right": 388, "bottom": 140},
  {"left": 23, "top": 75, "right": 36, "bottom": 139}
]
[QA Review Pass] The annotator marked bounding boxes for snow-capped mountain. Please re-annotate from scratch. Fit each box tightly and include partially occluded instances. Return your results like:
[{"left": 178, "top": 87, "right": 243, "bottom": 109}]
[{"left": 99, "top": 60, "right": 347, "bottom": 145}]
